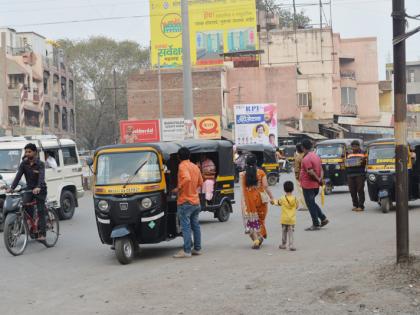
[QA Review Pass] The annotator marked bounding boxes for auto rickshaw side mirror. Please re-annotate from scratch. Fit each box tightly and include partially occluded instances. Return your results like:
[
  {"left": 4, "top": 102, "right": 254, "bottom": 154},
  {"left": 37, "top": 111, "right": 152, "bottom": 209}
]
[{"left": 86, "top": 157, "right": 93, "bottom": 167}]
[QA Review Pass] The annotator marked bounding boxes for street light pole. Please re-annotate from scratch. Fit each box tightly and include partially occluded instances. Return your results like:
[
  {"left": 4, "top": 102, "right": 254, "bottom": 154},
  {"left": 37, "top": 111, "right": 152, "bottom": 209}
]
[
  {"left": 158, "top": 54, "right": 163, "bottom": 140},
  {"left": 392, "top": 0, "right": 409, "bottom": 263},
  {"left": 181, "top": 0, "right": 194, "bottom": 123}
]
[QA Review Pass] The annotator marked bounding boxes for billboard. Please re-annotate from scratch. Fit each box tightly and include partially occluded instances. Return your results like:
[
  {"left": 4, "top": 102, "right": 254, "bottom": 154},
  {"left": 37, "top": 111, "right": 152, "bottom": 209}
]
[
  {"left": 196, "top": 115, "right": 221, "bottom": 139},
  {"left": 120, "top": 120, "right": 160, "bottom": 144},
  {"left": 162, "top": 118, "right": 185, "bottom": 141},
  {"left": 120, "top": 116, "right": 221, "bottom": 143},
  {"left": 150, "top": 0, "right": 258, "bottom": 68},
  {"left": 234, "top": 104, "right": 278, "bottom": 147}
]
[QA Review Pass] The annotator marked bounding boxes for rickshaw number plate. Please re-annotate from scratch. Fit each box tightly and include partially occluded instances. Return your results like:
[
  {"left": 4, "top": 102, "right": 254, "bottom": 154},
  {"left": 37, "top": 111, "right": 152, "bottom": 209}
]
[
  {"left": 148, "top": 221, "right": 156, "bottom": 229},
  {"left": 119, "top": 203, "right": 129, "bottom": 211}
]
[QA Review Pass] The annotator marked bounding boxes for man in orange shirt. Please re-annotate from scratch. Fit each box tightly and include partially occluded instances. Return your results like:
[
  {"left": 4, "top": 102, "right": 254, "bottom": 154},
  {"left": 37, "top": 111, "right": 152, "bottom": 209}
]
[{"left": 172, "top": 147, "right": 203, "bottom": 258}]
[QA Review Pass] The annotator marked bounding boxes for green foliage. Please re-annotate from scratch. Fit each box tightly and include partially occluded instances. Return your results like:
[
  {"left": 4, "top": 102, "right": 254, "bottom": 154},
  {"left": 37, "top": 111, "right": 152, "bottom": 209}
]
[
  {"left": 256, "top": 0, "right": 311, "bottom": 29},
  {"left": 58, "top": 37, "right": 149, "bottom": 149}
]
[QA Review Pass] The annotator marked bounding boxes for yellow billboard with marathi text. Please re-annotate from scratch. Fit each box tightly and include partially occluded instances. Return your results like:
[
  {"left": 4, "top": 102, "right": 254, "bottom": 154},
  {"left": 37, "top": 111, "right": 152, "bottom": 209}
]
[{"left": 150, "top": 0, "right": 258, "bottom": 68}]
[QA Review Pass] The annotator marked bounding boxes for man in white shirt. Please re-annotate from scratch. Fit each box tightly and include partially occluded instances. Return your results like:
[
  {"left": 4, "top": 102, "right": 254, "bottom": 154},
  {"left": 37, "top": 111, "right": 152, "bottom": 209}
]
[{"left": 45, "top": 151, "right": 58, "bottom": 171}]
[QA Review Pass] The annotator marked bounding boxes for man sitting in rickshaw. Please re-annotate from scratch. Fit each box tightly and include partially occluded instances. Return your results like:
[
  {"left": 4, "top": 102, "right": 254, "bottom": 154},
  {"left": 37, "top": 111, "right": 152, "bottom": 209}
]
[{"left": 197, "top": 154, "right": 216, "bottom": 202}]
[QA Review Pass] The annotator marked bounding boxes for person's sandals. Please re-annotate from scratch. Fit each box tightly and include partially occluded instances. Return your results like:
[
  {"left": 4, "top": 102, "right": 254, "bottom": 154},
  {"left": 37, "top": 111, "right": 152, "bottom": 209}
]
[
  {"left": 252, "top": 239, "right": 261, "bottom": 249},
  {"left": 279, "top": 244, "right": 287, "bottom": 250},
  {"left": 352, "top": 207, "right": 358, "bottom": 211},
  {"left": 355, "top": 208, "right": 364, "bottom": 212},
  {"left": 321, "top": 219, "right": 329, "bottom": 227},
  {"left": 289, "top": 247, "right": 297, "bottom": 251},
  {"left": 173, "top": 250, "right": 192, "bottom": 258},
  {"left": 192, "top": 249, "right": 202, "bottom": 256},
  {"left": 305, "top": 225, "right": 320, "bottom": 231}
]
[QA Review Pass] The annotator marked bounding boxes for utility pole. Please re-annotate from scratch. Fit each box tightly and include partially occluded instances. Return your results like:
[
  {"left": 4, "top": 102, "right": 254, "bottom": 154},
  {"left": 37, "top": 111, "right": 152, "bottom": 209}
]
[
  {"left": 158, "top": 54, "right": 163, "bottom": 140},
  {"left": 106, "top": 69, "right": 124, "bottom": 144},
  {"left": 393, "top": 0, "right": 409, "bottom": 263},
  {"left": 181, "top": 0, "right": 194, "bottom": 124}
]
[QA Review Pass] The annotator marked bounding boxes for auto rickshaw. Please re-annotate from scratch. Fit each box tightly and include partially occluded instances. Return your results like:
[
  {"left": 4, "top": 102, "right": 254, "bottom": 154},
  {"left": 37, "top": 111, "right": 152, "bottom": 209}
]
[
  {"left": 315, "top": 139, "right": 363, "bottom": 194},
  {"left": 236, "top": 144, "right": 279, "bottom": 186},
  {"left": 89, "top": 139, "right": 235, "bottom": 264},
  {"left": 366, "top": 138, "right": 420, "bottom": 213}
]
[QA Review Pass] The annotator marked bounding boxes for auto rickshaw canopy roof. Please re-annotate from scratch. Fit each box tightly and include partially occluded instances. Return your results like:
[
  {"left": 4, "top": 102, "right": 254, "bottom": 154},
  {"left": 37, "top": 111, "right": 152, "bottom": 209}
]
[
  {"left": 236, "top": 144, "right": 277, "bottom": 164},
  {"left": 366, "top": 138, "right": 420, "bottom": 150},
  {"left": 95, "top": 139, "right": 234, "bottom": 176}
]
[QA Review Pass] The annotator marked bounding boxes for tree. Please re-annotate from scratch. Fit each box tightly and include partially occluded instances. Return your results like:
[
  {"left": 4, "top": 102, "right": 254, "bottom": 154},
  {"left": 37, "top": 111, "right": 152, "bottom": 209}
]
[
  {"left": 58, "top": 37, "right": 149, "bottom": 149},
  {"left": 256, "top": 0, "right": 311, "bottom": 29}
]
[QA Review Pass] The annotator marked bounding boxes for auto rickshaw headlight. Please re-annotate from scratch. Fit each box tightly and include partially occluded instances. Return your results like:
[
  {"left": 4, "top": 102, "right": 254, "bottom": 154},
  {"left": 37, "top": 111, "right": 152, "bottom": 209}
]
[
  {"left": 98, "top": 200, "right": 110, "bottom": 212},
  {"left": 335, "top": 165, "right": 341, "bottom": 170},
  {"left": 141, "top": 197, "right": 153, "bottom": 209},
  {"left": 368, "top": 174, "right": 376, "bottom": 182}
]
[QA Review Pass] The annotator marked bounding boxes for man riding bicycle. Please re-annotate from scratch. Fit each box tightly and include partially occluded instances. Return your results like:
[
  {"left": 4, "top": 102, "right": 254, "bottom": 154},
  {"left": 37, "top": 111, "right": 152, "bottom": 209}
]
[{"left": 7, "top": 143, "right": 47, "bottom": 241}]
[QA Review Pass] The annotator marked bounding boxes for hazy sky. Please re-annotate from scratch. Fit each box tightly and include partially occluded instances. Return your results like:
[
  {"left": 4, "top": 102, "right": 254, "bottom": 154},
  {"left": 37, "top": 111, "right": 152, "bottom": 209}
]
[{"left": 0, "top": 0, "right": 419, "bottom": 79}]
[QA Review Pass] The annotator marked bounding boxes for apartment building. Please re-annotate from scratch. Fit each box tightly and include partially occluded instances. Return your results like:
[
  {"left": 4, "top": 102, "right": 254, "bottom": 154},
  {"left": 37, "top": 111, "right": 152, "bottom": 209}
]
[{"left": 0, "top": 28, "right": 75, "bottom": 137}]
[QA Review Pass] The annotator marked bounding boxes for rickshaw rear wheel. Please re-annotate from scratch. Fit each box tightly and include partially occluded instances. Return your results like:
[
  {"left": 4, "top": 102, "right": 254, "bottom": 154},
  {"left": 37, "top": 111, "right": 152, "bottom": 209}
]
[
  {"left": 324, "top": 184, "right": 333, "bottom": 195},
  {"left": 380, "top": 198, "right": 391, "bottom": 214},
  {"left": 267, "top": 175, "right": 278, "bottom": 186},
  {"left": 217, "top": 202, "right": 231, "bottom": 222},
  {"left": 115, "top": 236, "right": 135, "bottom": 265}
]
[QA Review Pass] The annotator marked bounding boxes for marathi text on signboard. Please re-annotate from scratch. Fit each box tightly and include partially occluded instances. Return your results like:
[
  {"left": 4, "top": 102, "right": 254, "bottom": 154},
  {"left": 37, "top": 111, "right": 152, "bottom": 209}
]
[
  {"left": 150, "top": 0, "right": 258, "bottom": 68},
  {"left": 234, "top": 104, "right": 278, "bottom": 147},
  {"left": 120, "top": 120, "right": 160, "bottom": 144}
]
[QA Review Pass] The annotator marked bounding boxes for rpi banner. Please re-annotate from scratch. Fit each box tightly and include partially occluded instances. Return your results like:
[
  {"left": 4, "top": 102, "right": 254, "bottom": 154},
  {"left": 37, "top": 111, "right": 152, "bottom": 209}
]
[{"left": 234, "top": 104, "right": 278, "bottom": 147}]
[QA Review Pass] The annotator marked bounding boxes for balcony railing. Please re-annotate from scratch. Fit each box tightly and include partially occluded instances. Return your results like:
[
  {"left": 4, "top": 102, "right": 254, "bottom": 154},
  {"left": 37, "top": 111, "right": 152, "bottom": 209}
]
[
  {"left": 341, "top": 104, "right": 358, "bottom": 115},
  {"left": 340, "top": 71, "right": 356, "bottom": 80},
  {"left": 6, "top": 46, "right": 32, "bottom": 56}
]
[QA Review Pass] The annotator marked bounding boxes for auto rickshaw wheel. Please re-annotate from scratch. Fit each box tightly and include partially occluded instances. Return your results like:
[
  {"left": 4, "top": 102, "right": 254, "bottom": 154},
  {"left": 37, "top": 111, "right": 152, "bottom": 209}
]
[
  {"left": 324, "top": 184, "right": 333, "bottom": 195},
  {"left": 217, "top": 202, "right": 231, "bottom": 222},
  {"left": 115, "top": 236, "right": 135, "bottom": 265},
  {"left": 380, "top": 198, "right": 391, "bottom": 214},
  {"left": 267, "top": 175, "right": 278, "bottom": 186}
]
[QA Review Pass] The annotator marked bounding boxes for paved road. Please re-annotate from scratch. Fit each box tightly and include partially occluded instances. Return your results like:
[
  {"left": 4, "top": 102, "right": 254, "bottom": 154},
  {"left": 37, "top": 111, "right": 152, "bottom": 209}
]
[{"left": 2, "top": 174, "right": 420, "bottom": 314}]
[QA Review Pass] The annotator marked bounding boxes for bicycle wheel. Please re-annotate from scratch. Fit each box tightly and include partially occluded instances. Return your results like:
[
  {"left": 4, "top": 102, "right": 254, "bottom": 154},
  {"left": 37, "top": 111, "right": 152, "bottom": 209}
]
[
  {"left": 3, "top": 213, "right": 28, "bottom": 256},
  {"left": 43, "top": 208, "right": 59, "bottom": 248}
]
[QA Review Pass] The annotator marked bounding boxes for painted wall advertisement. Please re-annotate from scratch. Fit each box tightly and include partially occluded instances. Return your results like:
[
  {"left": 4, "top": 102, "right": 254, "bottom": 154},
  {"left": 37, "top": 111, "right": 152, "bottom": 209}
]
[
  {"left": 234, "top": 104, "right": 278, "bottom": 147},
  {"left": 149, "top": 0, "right": 258, "bottom": 68},
  {"left": 120, "top": 116, "right": 221, "bottom": 143}
]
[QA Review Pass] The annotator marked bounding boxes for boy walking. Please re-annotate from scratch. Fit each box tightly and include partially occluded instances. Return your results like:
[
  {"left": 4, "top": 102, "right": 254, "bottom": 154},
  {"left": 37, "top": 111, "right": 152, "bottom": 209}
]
[{"left": 272, "top": 181, "right": 298, "bottom": 251}]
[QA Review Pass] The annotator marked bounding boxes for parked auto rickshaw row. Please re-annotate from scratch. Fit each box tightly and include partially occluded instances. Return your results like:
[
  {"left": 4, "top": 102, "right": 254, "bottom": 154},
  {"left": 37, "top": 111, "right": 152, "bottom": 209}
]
[
  {"left": 88, "top": 140, "right": 235, "bottom": 264},
  {"left": 316, "top": 137, "right": 420, "bottom": 213}
]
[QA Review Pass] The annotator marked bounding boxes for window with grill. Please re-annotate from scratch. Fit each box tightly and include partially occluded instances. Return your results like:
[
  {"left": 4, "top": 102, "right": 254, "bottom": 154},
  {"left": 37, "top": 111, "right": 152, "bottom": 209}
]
[
  {"left": 341, "top": 87, "right": 357, "bottom": 105},
  {"left": 298, "top": 92, "right": 312, "bottom": 107}
]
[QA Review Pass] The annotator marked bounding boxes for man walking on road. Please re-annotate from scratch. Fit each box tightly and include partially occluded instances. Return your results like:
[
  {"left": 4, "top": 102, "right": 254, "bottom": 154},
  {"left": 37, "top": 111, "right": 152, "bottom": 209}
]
[
  {"left": 300, "top": 139, "right": 329, "bottom": 231},
  {"left": 346, "top": 140, "right": 367, "bottom": 212},
  {"left": 172, "top": 147, "right": 203, "bottom": 258}
]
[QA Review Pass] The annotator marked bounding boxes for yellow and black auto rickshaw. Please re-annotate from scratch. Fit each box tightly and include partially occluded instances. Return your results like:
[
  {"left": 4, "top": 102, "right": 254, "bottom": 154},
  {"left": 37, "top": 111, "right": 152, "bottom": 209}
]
[
  {"left": 88, "top": 140, "right": 235, "bottom": 264},
  {"left": 236, "top": 144, "right": 279, "bottom": 186},
  {"left": 315, "top": 139, "right": 363, "bottom": 194},
  {"left": 366, "top": 138, "right": 420, "bottom": 213}
]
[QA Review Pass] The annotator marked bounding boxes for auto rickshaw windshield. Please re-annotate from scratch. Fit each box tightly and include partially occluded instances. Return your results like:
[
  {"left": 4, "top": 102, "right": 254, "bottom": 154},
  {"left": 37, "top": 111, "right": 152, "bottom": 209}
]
[
  {"left": 96, "top": 151, "right": 161, "bottom": 185},
  {"left": 368, "top": 145, "right": 395, "bottom": 165},
  {"left": 316, "top": 144, "right": 344, "bottom": 158}
]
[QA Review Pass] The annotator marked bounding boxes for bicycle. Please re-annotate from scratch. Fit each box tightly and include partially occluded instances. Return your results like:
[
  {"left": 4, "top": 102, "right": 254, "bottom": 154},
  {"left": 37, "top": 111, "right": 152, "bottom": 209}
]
[{"left": 3, "top": 186, "right": 59, "bottom": 256}]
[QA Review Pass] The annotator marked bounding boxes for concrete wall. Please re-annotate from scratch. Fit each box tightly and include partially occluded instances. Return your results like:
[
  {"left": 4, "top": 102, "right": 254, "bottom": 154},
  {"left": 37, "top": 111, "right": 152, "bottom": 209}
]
[
  {"left": 127, "top": 68, "right": 224, "bottom": 121},
  {"left": 225, "top": 65, "right": 298, "bottom": 121}
]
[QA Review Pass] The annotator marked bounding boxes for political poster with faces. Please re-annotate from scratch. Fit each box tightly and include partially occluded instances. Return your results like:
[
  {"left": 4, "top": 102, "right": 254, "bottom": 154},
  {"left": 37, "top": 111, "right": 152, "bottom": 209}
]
[{"left": 234, "top": 104, "right": 278, "bottom": 147}]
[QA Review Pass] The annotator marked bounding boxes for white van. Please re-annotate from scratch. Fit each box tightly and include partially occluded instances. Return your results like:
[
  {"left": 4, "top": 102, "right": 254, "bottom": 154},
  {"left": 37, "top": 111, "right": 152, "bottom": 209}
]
[{"left": 0, "top": 135, "right": 84, "bottom": 223}]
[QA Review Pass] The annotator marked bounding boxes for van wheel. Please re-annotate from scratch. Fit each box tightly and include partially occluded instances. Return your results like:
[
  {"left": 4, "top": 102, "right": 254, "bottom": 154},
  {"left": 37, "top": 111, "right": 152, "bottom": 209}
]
[
  {"left": 115, "top": 237, "right": 135, "bottom": 265},
  {"left": 59, "top": 191, "right": 76, "bottom": 220},
  {"left": 267, "top": 175, "right": 278, "bottom": 186},
  {"left": 380, "top": 198, "right": 391, "bottom": 213},
  {"left": 217, "top": 202, "right": 231, "bottom": 222}
]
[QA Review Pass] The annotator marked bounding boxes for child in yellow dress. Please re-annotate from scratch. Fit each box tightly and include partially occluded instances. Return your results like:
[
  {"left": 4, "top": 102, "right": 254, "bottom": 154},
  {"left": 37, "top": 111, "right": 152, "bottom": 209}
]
[{"left": 272, "top": 181, "right": 298, "bottom": 251}]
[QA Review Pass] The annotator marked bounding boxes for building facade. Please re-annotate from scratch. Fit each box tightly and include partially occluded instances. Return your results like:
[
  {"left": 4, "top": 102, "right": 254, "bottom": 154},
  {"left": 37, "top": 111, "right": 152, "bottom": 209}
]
[
  {"left": 0, "top": 28, "right": 75, "bottom": 137},
  {"left": 260, "top": 28, "right": 381, "bottom": 122}
]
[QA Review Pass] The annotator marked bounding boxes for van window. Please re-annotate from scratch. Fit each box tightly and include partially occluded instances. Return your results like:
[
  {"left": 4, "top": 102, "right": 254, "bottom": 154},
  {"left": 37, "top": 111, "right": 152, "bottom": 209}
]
[
  {"left": 45, "top": 148, "right": 60, "bottom": 167},
  {"left": 62, "top": 147, "right": 78, "bottom": 165}
]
